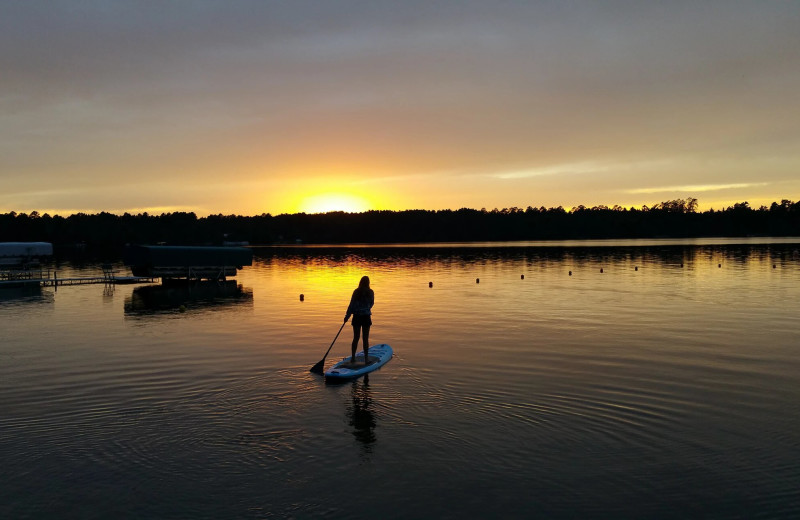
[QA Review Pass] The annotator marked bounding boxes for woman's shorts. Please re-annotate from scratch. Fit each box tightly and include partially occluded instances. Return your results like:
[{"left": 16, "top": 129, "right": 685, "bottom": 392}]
[{"left": 352, "top": 314, "right": 372, "bottom": 327}]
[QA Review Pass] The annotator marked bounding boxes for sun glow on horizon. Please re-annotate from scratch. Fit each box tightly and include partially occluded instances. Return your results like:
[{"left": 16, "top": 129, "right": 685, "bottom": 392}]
[{"left": 297, "top": 192, "right": 373, "bottom": 214}]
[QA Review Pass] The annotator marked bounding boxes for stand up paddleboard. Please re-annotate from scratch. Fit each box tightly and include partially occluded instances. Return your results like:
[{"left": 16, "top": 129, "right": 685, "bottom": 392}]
[{"left": 324, "top": 343, "right": 393, "bottom": 381}]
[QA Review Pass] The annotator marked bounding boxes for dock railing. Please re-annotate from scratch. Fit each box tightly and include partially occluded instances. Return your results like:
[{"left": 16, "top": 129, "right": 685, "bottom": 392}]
[
  {"left": 0, "top": 266, "right": 48, "bottom": 282},
  {"left": 0, "top": 266, "right": 157, "bottom": 288}
]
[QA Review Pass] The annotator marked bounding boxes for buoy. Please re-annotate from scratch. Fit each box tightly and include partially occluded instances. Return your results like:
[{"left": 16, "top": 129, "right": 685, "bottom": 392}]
[
  {"left": 569, "top": 271, "right": 572, "bottom": 276},
  {"left": 718, "top": 263, "right": 721, "bottom": 268},
  {"left": 635, "top": 266, "right": 638, "bottom": 271},
  {"left": 299, "top": 294, "right": 304, "bottom": 301},
  {"left": 476, "top": 278, "right": 480, "bottom": 283},
  {"left": 521, "top": 274, "right": 524, "bottom": 279},
  {"left": 600, "top": 268, "right": 603, "bottom": 273},
  {"left": 429, "top": 281, "right": 433, "bottom": 288}
]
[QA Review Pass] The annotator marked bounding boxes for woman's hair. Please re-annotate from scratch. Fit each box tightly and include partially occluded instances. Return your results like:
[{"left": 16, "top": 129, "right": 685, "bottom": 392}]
[{"left": 356, "top": 275, "right": 370, "bottom": 295}]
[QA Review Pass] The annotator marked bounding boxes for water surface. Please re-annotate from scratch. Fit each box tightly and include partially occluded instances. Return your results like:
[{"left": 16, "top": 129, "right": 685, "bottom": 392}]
[{"left": 2, "top": 239, "right": 800, "bottom": 519}]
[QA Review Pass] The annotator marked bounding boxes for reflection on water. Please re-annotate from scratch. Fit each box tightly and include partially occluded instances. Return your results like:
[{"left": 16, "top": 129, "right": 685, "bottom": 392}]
[
  {"left": 254, "top": 240, "right": 800, "bottom": 270},
  {"left": 0, "top": 284, "right": 52, "bottom": 306},
  {"left": 124, "top": 281, "right": 253, "bottom": 316},
  {"left": 2, "top": 239, "right": 800, "bottom": 519},
  {"left": 347, "top": 375, "right": 377, "bottom": 455}
]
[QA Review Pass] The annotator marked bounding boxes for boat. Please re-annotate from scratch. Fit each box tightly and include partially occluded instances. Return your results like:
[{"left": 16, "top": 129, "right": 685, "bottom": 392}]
[
  {"left": 0, "top": 242, "right": 53, "bottom": 267},
  {"left": 123, "top": 245, "right": 253, "bottom": 280}
]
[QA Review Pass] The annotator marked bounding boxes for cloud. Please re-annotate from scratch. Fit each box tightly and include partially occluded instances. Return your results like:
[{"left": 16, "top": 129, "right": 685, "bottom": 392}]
[
  {"left": 492, "top": 162, "right": 611, "bottom": 180},
  {"left": 1, "top": 1, "right": 799, "bottom": 214},
  {"left": 626, "top": 183, "right": 769, "bottom": 195}
]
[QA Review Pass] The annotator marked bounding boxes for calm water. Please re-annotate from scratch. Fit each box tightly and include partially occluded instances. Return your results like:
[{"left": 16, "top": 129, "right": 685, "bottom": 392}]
[{"left": 2, "top": 239, "right": 800, "bottom": 519}]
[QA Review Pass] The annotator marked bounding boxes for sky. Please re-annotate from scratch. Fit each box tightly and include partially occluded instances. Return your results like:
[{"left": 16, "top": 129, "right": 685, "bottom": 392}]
[{"left": 1, "top": 1, "right": 798, "bottom": 216}]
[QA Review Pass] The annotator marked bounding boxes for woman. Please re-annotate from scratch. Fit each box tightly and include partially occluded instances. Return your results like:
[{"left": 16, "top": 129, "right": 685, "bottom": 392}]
[{"left": 344, "top": 276, "right": 375, "bottom": 365}]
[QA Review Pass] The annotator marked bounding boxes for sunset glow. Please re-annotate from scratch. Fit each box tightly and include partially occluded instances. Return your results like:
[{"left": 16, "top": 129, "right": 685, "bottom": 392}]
[
  {"left": 1, "top": 2, "right": 799, "bottom": 216},
  {"left": 297, "top": 193, "right": 373, "bottom": 215}
]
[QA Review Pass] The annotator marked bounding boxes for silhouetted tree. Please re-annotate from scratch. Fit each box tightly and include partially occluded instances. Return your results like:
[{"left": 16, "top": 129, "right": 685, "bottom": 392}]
[{"left": 1, "top": 199, "right": 798, "bottom": 248}]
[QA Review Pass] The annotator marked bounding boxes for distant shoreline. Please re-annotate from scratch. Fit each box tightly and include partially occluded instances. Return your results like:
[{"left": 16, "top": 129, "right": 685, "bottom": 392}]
[{"left": 2, "top": 199, "right": 799, "bottom": 248}]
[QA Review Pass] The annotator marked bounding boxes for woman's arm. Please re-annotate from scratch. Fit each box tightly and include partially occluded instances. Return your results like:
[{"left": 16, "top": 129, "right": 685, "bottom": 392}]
[{"left": 344, "top": 290, "right": 357, "bottom": 321}]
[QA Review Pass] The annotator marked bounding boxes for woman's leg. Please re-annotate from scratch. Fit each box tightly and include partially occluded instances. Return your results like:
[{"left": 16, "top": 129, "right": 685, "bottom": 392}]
[
  {"left": 351, "top": 324, "right": 361, "bottom": 363},
  {"left": 362, "top": 324, "right": 370, "bottom": 364}
]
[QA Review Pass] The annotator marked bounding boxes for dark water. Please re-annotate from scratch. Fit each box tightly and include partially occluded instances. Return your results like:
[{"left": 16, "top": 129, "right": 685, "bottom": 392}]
[{"left": 2, "top": 239, "right": 800, "bottom": 519}]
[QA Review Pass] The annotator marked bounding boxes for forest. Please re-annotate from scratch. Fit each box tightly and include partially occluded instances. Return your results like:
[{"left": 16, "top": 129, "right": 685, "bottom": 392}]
[{"left": 1, "top": 198, "right": 799, "bottom": 250}]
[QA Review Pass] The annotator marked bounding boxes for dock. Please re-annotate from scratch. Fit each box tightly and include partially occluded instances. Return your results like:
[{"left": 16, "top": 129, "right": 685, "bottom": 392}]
[
  {"left": 0, "top": 266, "right": 158, "bottom": 288},
  {"left": 2, "top": 243, "right": 252, "bottom": 288},
  {"left": 0, "top": 241, "right": 158, "bottom": 288}
]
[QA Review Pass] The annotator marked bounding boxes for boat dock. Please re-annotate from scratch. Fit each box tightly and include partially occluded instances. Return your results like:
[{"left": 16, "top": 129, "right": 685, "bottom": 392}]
[
  {"left": 1, "top": 242, "right": 252, "bottom": 288},
  {"left": 0, "top": 266, "right": 158, "bottom": 288}
]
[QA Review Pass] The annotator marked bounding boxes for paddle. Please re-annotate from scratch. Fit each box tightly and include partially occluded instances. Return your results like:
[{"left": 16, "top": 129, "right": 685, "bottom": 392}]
[{"left": 310, "top": 320, "right": 347, "bottom": 374}]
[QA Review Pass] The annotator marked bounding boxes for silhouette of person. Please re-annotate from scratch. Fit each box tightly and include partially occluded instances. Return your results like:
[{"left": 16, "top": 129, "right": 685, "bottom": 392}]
[{"left": 344, "top": 275, "right": 374, "bottom": 365}]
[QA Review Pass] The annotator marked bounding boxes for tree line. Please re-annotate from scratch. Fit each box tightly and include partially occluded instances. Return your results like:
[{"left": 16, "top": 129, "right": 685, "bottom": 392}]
[{"left": 1, "top": 198, "right": 798, "bottom": 250}]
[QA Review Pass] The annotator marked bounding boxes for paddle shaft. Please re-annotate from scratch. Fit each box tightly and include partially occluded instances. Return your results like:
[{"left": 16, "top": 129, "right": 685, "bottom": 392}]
[{"left": 310, "top": 320, "right": 347, "bottom": 373}]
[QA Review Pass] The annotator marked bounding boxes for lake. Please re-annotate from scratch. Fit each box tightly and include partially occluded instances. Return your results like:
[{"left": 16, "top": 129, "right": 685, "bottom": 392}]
[{"left": 2, "top": 238, "right": 800, "bottom": 519}]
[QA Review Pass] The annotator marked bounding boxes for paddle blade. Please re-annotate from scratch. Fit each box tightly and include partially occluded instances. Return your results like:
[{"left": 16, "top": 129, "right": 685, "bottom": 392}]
[{"left": 309, "top": 360, "right": 325, "bottom": 374}]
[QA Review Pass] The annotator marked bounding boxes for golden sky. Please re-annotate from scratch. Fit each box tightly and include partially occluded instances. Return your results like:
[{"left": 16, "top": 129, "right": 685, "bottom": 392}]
[{"left": 1, "top": 1, "right": 798, "bottom": 216}]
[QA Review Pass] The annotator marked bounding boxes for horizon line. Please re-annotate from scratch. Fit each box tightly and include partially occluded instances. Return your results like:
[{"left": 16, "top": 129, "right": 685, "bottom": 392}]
[{"left": 3, "top": 196, "right": 798, "bottom": 219}]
